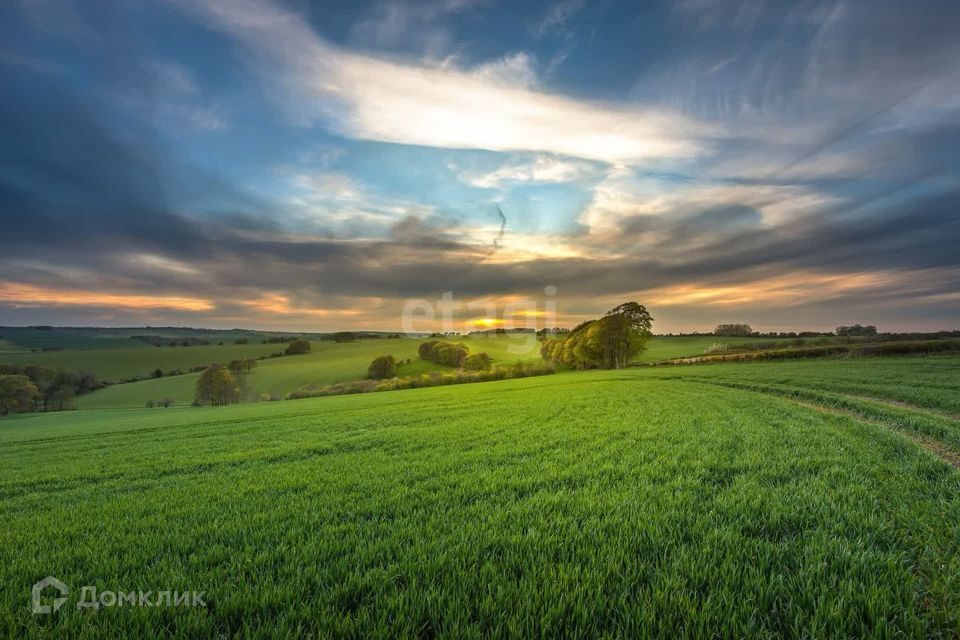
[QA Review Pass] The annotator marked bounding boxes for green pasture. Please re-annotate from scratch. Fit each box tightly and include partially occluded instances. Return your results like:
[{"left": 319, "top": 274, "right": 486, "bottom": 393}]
[
  {"left": 65, "top": 335, "right": 779, "bottom": 409},
  {"left": 2, "top": 357, "right": 959, "bottom": 637},
  {"left": 75, "top": 335, "right": 548, "bottom": 408}
]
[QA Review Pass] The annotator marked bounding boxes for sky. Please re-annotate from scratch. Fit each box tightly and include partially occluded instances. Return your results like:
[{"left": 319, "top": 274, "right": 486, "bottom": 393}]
[{"left": 1, "top": 0, "right": 959, "bottom": 333}]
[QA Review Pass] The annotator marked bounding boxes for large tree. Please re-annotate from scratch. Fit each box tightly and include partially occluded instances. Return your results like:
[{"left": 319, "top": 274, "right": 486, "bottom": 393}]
[
  {"left": 541, "top": 302, "right": 654, "bottom": 370},
  {"left": 194, "top": 364, "right": 241, "bottom": 406},
  {"left": 0, "top": 375, "right": 40, "bottom": 415},
  {"left": 601, "top": 302, "right": 654, "bottom": 369}
]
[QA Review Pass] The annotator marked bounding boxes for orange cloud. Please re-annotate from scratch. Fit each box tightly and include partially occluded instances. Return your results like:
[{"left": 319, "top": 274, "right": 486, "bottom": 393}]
[
  {"left": 0, "top": 283, "right": 214, "bottom": 312},
  {"left": 646, "top": 271, "right": 904, "bottom": 307},
  {"left": 240, "top": 294, "right": 364, "bottom": 318}
]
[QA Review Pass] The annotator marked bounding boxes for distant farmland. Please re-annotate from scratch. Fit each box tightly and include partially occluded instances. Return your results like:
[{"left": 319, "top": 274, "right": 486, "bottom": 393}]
[{"left": 2, "top": 332, "right": 784, "bottom": 409}]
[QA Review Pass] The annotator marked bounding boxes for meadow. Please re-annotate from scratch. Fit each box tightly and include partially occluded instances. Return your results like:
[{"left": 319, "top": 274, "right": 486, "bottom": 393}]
[
  {"left": 1, "top": 334, "right": 775, "bottom": 410},
  {"left": 1, "top": 355, "right": 959, "bottom": 637},
  {"left": 74, "top": 334, "right": 548, "bottom": 409}
]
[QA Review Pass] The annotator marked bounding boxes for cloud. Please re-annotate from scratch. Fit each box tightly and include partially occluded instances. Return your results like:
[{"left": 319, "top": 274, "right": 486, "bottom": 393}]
[
  {"left": 349, "top": 0, "right": 486, "bottom": 58},
  {"left": 472, "top": 52, "right": 538, "bottom": 88},
  {"left": 4, "top": 0, "right": 960, "bottom": 331},
  {"left": 286, "top": 170, "right": 442, "bottom": 237},
  {"left": 175, "top": 0, "right": 711, "bottom": 164},
  {"left": 0, "top": 283, "right": 214, "bottom": 312},
  {"left": 460, "top": 154, "right": 601, "bottom": 189},
  {"left": 537, "top": 0, "right": 585, "bottom": 38}
]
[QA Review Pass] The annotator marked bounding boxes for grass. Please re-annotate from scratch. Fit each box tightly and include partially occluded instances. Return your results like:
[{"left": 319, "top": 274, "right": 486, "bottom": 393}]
[
  {"left": 639, "top": 355, "right": 960, "bottom": 415},
  {"left": 0, "top": 343, "right": 284, "bottom": 383},
  {"left": 633, "top": 335, "right": 783, "bottom": 362},
  {"left": 2, "top": 357, "right": 959, "bottom": 637},
  {"left": 0, "top": 326, "right": 264, "bottom": 352},
  {"left": 76, "top": 335, "right": 547, "bottom": 409}
]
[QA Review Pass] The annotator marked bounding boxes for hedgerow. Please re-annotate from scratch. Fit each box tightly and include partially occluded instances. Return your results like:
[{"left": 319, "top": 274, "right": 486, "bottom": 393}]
[{"left": 287, "top": 362, "right": 555, "bottom": 399}]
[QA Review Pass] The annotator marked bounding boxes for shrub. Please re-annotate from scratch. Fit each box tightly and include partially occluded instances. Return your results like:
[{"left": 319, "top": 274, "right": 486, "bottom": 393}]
[
  {"left": 704, "top": 343, "right": 729, "bottom": 354},
  {"left": 284, "top": 339, "right": 312, "bottom": 355},
  {"left": 462, "top": 352, "right": 493, "bottom": 371},
  {"left": 654, "top": 339, "right": 960, "bottom": 366},
  {"left": 367, "top": 355, "right": 398, "bottom": 380},
  {"left": 418, "top": 340, "right": 440, "bottom": 360}
]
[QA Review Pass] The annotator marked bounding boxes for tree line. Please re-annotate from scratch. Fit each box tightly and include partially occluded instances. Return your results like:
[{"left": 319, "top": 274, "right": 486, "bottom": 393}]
[
  {"left": 540, "top": 302, "right": 653, "bottom": 370},
  {"left": 292, "top": 361, "right": 555, "bottom": 400},
  {"left": 0, "top": 364, "right": 102, "bottom": 415},
  {"left": 712, "top": 323, "right": 881, "bottom": 338}
]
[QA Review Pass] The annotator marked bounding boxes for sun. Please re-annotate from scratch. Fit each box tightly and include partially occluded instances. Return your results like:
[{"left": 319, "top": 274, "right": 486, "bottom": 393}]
[{"left": 471, "top": 318, "right": 503, "bottom": 328}]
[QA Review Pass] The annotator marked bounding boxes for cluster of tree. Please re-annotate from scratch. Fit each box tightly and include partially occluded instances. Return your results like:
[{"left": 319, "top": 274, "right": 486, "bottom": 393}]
[
  {"left": 367, "top": 355, "right": 398, "bottom": 380},
  {"left": 284, "top": 340, "right": 312, "bottom": 355},
  {"left": 541, "top": 302, "right": 654, "bottom": 370},
  {"left": 836, "top": 324, "right": 878, "bottom": 337},
  {"left": 713, "top": 324, "right": 753, "bottom": 337},
  {"left": 192, "top": 359, "right": 257, "bottom": 407},
  {"left": 370, "top": 344, "right": 494, "bottom": 380},
  {"left": 145, "top": 398, "right": 174, "bottom": 409},
  {"left": 263, "top": 336, "right": 299, "bottom": 344},
  {"left": 228, "top": 358, "right": 258, "bottom": 375},
  {"left": 418, "top": 341, "right": 470, "bottom": 367},
  {"left": 0, "top": 364, "right": 101, "bottom": 414},
  {"left": 194, "top": 364, "right": 240, "bottom": 406}
]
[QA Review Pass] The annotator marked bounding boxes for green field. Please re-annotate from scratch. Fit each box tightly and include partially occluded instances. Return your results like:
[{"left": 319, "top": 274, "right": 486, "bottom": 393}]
[
  {"left": 74, "top": 334, "right": 548, "bottom": 409},
  {"left": 2, "top": 355, "right": 959, "bottom": 637},
  {"left": 0, "top": 327, "right": 267, "bottom": 352},
  {"left": 0, "top": 343, "right": 285, "bottom": 382},
  {"left": 0, "top": 335, "right": 785, "bottom": 410}
]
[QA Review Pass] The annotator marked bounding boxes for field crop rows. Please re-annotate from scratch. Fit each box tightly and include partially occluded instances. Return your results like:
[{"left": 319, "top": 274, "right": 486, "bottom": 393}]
[{"left": 2, "top": 359, "right": 959, "bottom": 637}]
